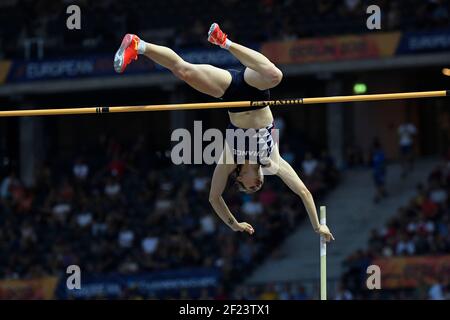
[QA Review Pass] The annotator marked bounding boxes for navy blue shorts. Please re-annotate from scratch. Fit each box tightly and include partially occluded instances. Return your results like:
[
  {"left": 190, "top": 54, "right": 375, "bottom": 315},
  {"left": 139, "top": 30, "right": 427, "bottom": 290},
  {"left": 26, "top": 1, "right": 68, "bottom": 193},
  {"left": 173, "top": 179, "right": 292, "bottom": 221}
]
[{"left": 221, "top": 68, "right": 270, "bottom": 113}]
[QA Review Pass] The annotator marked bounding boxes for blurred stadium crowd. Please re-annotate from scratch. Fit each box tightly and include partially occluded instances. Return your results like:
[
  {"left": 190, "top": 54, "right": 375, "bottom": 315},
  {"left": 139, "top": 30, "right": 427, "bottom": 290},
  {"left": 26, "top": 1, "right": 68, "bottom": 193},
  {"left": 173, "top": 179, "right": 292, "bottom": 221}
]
[
  {"left": 3, "top": 129, "right": 447, "bottom": 299},
  {"left": 341, "top": 150, "right": 450, "bottom": 300},
  {"left": 0, "top": 122, "right": 339, "bottom": 299},
  {"left": 0, "top": 0, "right": 448, "bottom": 59}
]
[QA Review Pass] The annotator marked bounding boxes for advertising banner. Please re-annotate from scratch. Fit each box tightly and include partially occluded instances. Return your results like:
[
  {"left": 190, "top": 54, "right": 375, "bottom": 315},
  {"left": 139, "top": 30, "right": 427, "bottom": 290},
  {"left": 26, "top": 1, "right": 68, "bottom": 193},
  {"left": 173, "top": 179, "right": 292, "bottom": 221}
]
[
  {"left": 56, "top": 268, "right": 221, "bottom": 299},
  {"left": 261, "top": 32, "right": 401, "bottom": 65},
  {"left": 2, "top": 47, "right": 242, "bottom": 84},
  {"left": 397, "top": 28, "right": 450, "bottom": 54},
  {"left": 2, "top": 29, "right": 449, "bottom": 84},
  {"left": 373, "top": 255, "right": 450, "bottom": 289},
  {"left": 0, "top": 277, "right": 58, "bottom": 299}
]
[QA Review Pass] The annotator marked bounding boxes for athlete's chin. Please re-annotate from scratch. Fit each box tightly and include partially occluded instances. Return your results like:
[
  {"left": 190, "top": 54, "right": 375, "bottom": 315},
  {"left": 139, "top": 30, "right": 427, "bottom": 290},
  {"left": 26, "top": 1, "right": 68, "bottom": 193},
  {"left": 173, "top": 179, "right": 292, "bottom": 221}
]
[{"left": 244, "top": 185, "right": 263, "bottom": 194}]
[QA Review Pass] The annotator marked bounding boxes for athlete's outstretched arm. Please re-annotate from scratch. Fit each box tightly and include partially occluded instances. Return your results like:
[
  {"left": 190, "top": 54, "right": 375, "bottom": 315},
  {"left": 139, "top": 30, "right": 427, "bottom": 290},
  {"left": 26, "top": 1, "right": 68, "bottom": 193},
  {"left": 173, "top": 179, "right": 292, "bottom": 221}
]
[
  {"left": 209, "top": 163, "right": 254, "bottom": 235},
  {"left": 275, "top": 157, "right": 335, "bottom": 242}
]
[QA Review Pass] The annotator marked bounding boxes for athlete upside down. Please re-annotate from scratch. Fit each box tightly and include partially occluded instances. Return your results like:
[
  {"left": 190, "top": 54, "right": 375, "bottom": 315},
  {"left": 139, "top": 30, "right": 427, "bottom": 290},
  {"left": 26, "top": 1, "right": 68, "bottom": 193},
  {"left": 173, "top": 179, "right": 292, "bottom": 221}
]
[{"left": 114, "top": 23, "right": 334, "bottom": 242}]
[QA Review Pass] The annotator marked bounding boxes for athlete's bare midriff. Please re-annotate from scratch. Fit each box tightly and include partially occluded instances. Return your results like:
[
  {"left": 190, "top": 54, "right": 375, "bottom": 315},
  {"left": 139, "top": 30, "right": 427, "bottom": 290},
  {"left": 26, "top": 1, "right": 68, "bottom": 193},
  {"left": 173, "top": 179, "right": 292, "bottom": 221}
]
[{"left": 228, "top": 106, "right": 273, "bottom": 129}]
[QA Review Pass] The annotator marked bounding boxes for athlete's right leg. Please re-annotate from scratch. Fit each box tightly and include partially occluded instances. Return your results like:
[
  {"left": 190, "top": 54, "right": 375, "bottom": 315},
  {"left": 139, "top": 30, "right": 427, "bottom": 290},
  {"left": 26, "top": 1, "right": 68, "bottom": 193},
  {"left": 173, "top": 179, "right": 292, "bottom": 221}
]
[
  {"left": 142, "top": 42, "right": 231, "bottom": 98},
  {"left": 114, "top": 34, "right": 231, "bottom": 98}
]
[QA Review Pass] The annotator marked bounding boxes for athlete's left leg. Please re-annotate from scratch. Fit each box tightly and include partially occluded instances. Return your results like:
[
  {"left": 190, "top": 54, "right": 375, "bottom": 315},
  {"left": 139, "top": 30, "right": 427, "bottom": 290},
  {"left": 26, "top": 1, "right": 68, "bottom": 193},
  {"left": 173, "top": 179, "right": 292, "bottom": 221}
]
[
  {"left": 208, "top": 23, "right": 283, "bottom": 90},
  {"left": 114, "top": 34, "right": 231, "bottom": 98}
]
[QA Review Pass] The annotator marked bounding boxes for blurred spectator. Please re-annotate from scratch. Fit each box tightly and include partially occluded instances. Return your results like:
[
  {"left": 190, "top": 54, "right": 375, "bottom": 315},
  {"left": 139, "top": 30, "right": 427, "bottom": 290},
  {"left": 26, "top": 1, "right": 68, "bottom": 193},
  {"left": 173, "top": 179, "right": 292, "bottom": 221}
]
[
  {"left": 258, "top": 184, "right": 277, "bottom": 207},
  {"left": 335, "top": 283, "right": 353, "bottom": 300},
  {"left": 73, "top": 158, "right": 89, "bottom": 181},
  {"left": 274, "top": 116, "right": 285, "bottom": 139},
  {"left": 118, "top": 229, "right": 135, "bottom": 248},
  {"left": 428, "top": 280, "right": 445, "bottom": 300},
  {"left": 319, "top": 150, "right": 339, "bottom": 188},
  {"left": 302, "top": 152, "right": 318, "bottom": 177},
  {"left": 387, "top": 1, "right": 401, "bottom": 30},
  {"left": 200, "top": 214, "right": 216, "bottom": 235},
  {"left": 429, "top": 181, "right": 447, "bottom": 205},
  {"left": 301, "top": 152, "right": 326, "bottom": 195},
  {"left": 291, "top": 284, "right": 309, "bottom": 300},
  {"left": 280, "top": 143, "right": 295, "bottom": 165},
  {"left": 277, "top": 283, "right": 292, "bottom": 300},
  {"left": 259, "top": 283, "right": 278, "bottom": 300},
  {"left": 0, "top": 171, "right": 20, "bottom": 200},
  {"left": 395, "top": 233, "right": 415, "bottom": 255},
  {"left": 141, "top": 236, "right": 159, "bottom": 255},
  {"left": 398, "top": 121, "right": 417, "bottom": 179},
  {"left": 214, "top": 285, "right": 228, "bottom": 300},
  {"left": 76, "top": 209, "right": 93, "bottom": 228},
  {"left": 371, "top": 139, "right": 388, "bottom": 203},
  {"left": 193, "top": 175, "right": 209, "bottom": 193},
  {"left": 242, "top": 196, "right": 263, "bottom": 216},
  {"left": 199, "top": 288, "right": 213, "bottom": 300},
  {"left": 104, "top": 177, "right": 121, "bottom": 198},
  {"left": 345, "top": 145, "right": 364, "bottom": 168}
]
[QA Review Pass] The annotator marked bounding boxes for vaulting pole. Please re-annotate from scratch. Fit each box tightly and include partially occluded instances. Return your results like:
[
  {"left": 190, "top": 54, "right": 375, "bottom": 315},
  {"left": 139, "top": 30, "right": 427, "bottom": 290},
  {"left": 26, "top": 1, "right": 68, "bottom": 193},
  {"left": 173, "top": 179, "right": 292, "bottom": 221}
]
[{"left": 320, "top": 206, "right": 327, "bottom": 301}]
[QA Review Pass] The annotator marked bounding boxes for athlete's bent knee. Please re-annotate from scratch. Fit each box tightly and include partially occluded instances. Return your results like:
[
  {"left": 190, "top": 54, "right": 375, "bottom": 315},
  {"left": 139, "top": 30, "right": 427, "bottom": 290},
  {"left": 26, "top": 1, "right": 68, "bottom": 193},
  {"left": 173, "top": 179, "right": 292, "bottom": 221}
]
[
  {"left": 268, "top": 66, "right": 283, "bottom": 86},
  {"left": 173, "top": 62, "right": 194, "bottom": 82}
]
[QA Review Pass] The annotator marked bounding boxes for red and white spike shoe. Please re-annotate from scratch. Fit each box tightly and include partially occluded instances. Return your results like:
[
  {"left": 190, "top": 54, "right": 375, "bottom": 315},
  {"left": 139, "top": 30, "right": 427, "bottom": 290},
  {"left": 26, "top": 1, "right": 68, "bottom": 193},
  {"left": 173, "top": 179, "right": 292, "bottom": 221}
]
[
  {"left": 207, "top": 23, "right": 229, "bottom": 48},
  {"left": 114, "top": 34, "right": 140, "bottom": 73}
]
